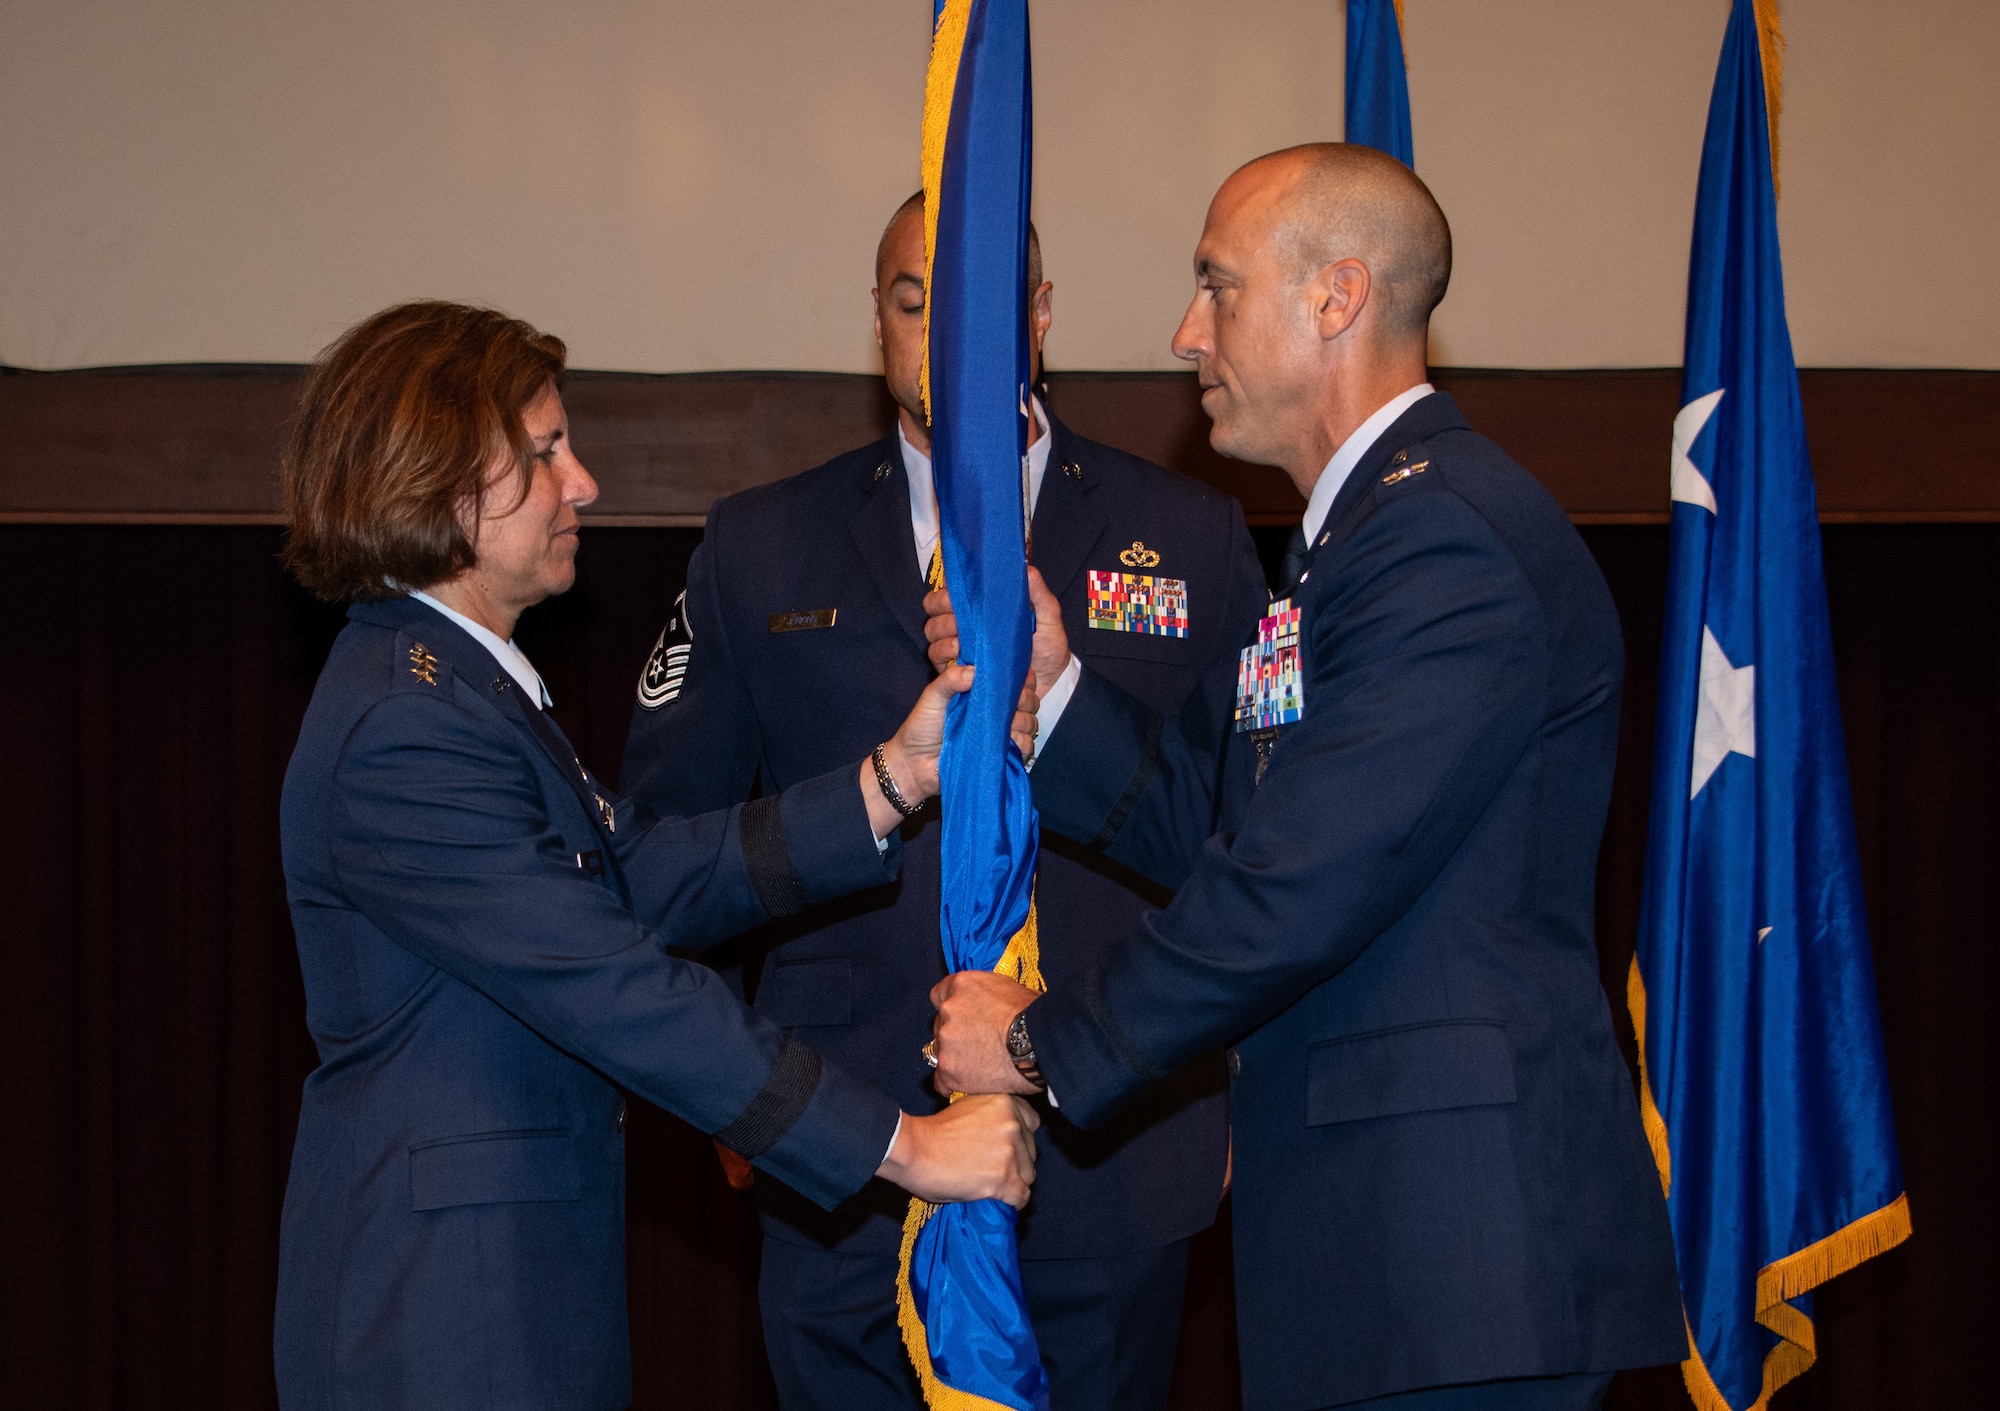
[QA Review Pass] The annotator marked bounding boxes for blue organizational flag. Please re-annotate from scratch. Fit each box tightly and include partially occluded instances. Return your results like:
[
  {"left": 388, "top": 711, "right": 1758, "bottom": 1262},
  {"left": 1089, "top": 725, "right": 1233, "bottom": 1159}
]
[
  {"left": 1633, "top": 5, "right": 1910, "bottom": 1410},
  {"left": 1345, "top": 0, "right": 1413, "bottom": 166},
  {"left": 893, "top": 3, "right": 1048, "bottom": 1410}
]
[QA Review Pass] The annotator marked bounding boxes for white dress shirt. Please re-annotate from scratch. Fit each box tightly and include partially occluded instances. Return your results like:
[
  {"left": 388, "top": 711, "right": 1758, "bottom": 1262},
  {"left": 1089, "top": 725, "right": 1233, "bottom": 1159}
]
[
  {"left": 1300, "top": 382, "right": 1435, "bottom": 546},
  {"left": 407, "top": 589, "right": 554, "bottom": 708},
  {"left": 899, "top": 394, "right": 1055, "bottom": 578},
  {"left": 899, "top": 395, "right": 1081, "bottom": 747}
]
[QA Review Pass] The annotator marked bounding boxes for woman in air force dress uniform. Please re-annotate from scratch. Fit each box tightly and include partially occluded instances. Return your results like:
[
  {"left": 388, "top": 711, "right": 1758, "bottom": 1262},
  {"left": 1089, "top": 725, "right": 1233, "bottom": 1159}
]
[{"left": 272, "top": 301, "right": 1040, "bottom": 1410}]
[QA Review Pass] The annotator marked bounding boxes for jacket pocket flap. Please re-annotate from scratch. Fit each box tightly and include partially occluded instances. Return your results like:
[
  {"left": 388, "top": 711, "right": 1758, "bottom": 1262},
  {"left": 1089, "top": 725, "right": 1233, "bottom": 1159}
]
[
  {"left": 1077, "top": 623, "right": 1197, "bottom": 664},
  {"left": 1306, "top": 1021, "right": 1516, "bottom": 1127},
  {"left": 409, "top": 1130, "right": 583, "bottom": 1211},
  {"left": 759, "top": 960, "right": 853, "bottom": 1028}
]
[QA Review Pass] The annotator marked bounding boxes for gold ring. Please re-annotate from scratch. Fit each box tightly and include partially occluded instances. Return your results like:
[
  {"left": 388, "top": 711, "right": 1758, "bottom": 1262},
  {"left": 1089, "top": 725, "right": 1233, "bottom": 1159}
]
[{"left": 922, "top": 1040, "right": 940, "bottom": 1069}]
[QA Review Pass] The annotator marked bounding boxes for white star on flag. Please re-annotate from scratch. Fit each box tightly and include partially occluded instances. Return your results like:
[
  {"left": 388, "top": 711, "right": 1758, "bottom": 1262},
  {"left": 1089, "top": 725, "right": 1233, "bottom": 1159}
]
[
  {"left": 1691, "top": 625, "right": 1755, "bottom": 798},
  {"left": 1672, "top": 389, "right": 1725, "bottom": 513}
]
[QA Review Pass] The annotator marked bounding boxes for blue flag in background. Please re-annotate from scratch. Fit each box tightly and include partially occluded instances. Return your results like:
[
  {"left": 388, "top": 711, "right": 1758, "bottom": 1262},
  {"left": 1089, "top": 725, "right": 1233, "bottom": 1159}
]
[
  {"left": 893, "top": 3, "right": 1048, "bottom": 1409},
  {"left": 1633, "top": 5, "right": 1910, "bottom": 1410},
  {"left": 1345, "top": 0, "right": 1413, "bottom": 166}
]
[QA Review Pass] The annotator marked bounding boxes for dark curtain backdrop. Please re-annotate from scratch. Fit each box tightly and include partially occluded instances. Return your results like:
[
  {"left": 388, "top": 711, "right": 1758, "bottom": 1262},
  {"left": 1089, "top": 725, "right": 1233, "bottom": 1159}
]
[{"left": 1, "top": 523, "right": 1990, "bottom": 1410}]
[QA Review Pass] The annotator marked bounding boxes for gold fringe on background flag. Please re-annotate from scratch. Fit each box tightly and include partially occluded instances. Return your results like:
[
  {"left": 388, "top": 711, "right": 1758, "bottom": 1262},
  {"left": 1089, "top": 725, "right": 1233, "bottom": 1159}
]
[
  {"left": 1630, "top": 970, "right": 1912, "bottom": 1411},
  {"left": 1753, "top": 0, "right": 1785, "bottom": 192}
]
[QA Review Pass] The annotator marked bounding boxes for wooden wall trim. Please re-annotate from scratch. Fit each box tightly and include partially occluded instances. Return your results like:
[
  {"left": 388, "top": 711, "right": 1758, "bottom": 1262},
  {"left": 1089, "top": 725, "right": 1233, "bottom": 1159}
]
[{"left": 3, "top": 365, "right": 1993, "bottom": 525}]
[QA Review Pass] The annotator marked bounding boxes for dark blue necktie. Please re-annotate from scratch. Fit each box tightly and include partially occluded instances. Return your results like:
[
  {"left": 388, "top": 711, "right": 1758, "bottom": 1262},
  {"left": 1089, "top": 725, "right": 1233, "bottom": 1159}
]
[{"left": 1278, "top": 523, "right": 1310, "bottom": 596}]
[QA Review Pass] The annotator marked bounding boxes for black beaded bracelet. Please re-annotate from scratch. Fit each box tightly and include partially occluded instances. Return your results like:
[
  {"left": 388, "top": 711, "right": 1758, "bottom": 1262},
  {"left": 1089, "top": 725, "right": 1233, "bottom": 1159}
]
[{"left": 871, "top": 743, "right": 923, "bottom": 819}]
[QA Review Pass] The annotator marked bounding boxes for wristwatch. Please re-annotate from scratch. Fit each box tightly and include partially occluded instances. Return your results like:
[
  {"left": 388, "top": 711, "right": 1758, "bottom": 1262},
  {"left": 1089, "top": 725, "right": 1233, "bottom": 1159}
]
[{"left": 1006, "top": 1009, "right": 1047, "bottom": 1090}]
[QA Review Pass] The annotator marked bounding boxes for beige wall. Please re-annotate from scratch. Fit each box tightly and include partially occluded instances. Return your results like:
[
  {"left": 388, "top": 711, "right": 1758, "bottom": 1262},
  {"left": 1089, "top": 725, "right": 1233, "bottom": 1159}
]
[{"left": 3, "top": 0, "right": 1994, "bottom": 372}]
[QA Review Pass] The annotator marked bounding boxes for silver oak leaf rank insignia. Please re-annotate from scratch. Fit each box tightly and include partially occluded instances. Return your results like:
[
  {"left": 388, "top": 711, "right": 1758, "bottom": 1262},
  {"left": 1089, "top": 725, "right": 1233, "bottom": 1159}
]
[{"left": 637, "top": 590, "right": 692, "bottom": 710}]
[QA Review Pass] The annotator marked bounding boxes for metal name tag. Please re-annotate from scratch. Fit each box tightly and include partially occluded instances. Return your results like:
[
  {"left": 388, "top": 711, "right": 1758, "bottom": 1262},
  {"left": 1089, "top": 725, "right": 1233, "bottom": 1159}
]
[{"left": 768, "top": 608, "right": 838, "bottom": 633}]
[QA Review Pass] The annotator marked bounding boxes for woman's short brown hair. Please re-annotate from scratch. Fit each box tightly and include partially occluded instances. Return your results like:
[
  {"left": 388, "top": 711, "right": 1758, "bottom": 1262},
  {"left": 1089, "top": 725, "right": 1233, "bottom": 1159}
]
[{"left": 281, "top": 301, "right": 567, "bottom": 602}]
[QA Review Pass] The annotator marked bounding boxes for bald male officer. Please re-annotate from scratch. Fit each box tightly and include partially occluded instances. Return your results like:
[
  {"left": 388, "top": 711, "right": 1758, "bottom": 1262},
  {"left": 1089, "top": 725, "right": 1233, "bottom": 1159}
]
[
  {"left": 622, "top": 193, "right": 1269, "bottom": 1410},
  {"left": 929, "top": 145, "right": 1685, "bottom": 1411}
]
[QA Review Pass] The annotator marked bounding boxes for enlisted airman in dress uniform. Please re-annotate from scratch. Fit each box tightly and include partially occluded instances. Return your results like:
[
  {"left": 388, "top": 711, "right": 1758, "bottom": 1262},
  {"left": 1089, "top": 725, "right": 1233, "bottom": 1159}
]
[{"left": 621, "top": 195, "right": 1270, "bottom": 1411}]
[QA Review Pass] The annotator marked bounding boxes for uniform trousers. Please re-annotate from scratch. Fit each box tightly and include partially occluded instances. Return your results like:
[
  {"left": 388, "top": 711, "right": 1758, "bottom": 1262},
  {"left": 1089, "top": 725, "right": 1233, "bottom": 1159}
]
[
  {"left": 758, "top": 1234, "right": 1192, "bottom": 1411},
  {"left": 1332, "top": 1372, "right": 1616, "bottom": 1410}
]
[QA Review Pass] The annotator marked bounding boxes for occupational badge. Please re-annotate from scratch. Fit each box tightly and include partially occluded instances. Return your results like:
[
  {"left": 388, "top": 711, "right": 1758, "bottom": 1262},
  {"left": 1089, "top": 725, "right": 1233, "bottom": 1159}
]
[
  {"left": 1086, "top": 569, "right": 1188, "bottom": 638},
  {"left": 636, "top": 590, "right": 692, "bottom": 710},
  {"left": 1235, "top": 597, "right": 1303, "bottom": 730}
]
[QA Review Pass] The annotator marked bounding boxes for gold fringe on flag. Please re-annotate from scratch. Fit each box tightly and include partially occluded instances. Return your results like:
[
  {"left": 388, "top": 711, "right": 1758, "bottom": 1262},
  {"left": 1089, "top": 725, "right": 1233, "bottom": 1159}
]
[
  {"left": 900, "top": 493, "right": 1046, "bottom": 1410},
  {"left": 1628, "top": 963, "right": 1912, "bottom": 1411},
  {"left": 1752, "top": 0, "right": 1786, "bottom": 194},
  {"left": 1626, "top": 957, "right": 1674, "bottom": 1195},
  {"left": 895, "top": 889, "right": 1044, "bottom": 1410},
  {"left": 1678, "top": 1189, "right": 1912, "bottom": 1411},
  {"left": 919, "top": 0, "right": 973, "bottom": 426},
  {"left": 895, "top": 1196, "right": 1018, "bottom": 1411}
]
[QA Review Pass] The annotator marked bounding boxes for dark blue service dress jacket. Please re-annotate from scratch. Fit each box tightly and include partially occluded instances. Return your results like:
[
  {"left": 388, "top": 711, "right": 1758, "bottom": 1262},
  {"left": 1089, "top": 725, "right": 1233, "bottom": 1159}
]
[
  {"left": 1025, "top": 394, "right": 1686, "bottom": 1410},
  {"left": 275, "top": 594, "right": 904, "bottom": 1411},
  {"left": 622, "top": 417, "right": 1270, "bottom": 1260}
]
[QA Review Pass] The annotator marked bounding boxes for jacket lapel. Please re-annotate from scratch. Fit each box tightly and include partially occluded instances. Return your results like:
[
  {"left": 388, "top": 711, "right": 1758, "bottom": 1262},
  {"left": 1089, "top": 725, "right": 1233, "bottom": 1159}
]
[
  {"left": 1301, "top": 391, "right": 1471, "bottom": 577},
  {"left": 352, "top": 596, "right": 618, "bottom": 852},
  {"left": 1029, "top": 417, "right": 1109, "bottom": 598},
  {"left": 848, "top": 434, "right": 932, "bottom": 652}
]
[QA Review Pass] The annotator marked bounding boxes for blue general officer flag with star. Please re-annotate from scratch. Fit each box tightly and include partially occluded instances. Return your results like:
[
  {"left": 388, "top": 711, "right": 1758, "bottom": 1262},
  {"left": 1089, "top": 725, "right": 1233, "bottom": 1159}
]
[
  {"left": 1633, "top": 5, "right": 1909, "bottom": 1410},
  {"left": 1345, "top": 0, "right": 1413, "bottom": 166}
]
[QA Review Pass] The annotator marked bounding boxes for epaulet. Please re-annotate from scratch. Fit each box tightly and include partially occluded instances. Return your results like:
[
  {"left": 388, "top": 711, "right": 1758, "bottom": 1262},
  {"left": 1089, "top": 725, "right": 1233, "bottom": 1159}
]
[
  {"left": 1373, "top": 442, "right": 1438, "bottom": 497},
  {"left": 390, "top": 628, "right": 455, "bottom": 696}
]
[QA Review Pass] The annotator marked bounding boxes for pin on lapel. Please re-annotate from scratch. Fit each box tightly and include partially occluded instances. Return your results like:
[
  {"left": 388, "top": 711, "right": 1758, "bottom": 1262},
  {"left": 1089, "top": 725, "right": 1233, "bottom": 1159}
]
[
  {"left": 594, "top": 794, "right": 616, "bottom": 834},
  {"left": 1119, "top": 541, "right": 1161, "bottom": 569},
  {"left": 1061, "top": 460, "right": 1083, "bottom": 480},
  {"left": 1382, "top": 460, "right": 1430, "bottom": 485},
  {"left": 873, "top": 461, "right": 893, "bottom": 483},
  {"left": 408, "top": 643, "right": 438, "bottom": 686}
]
